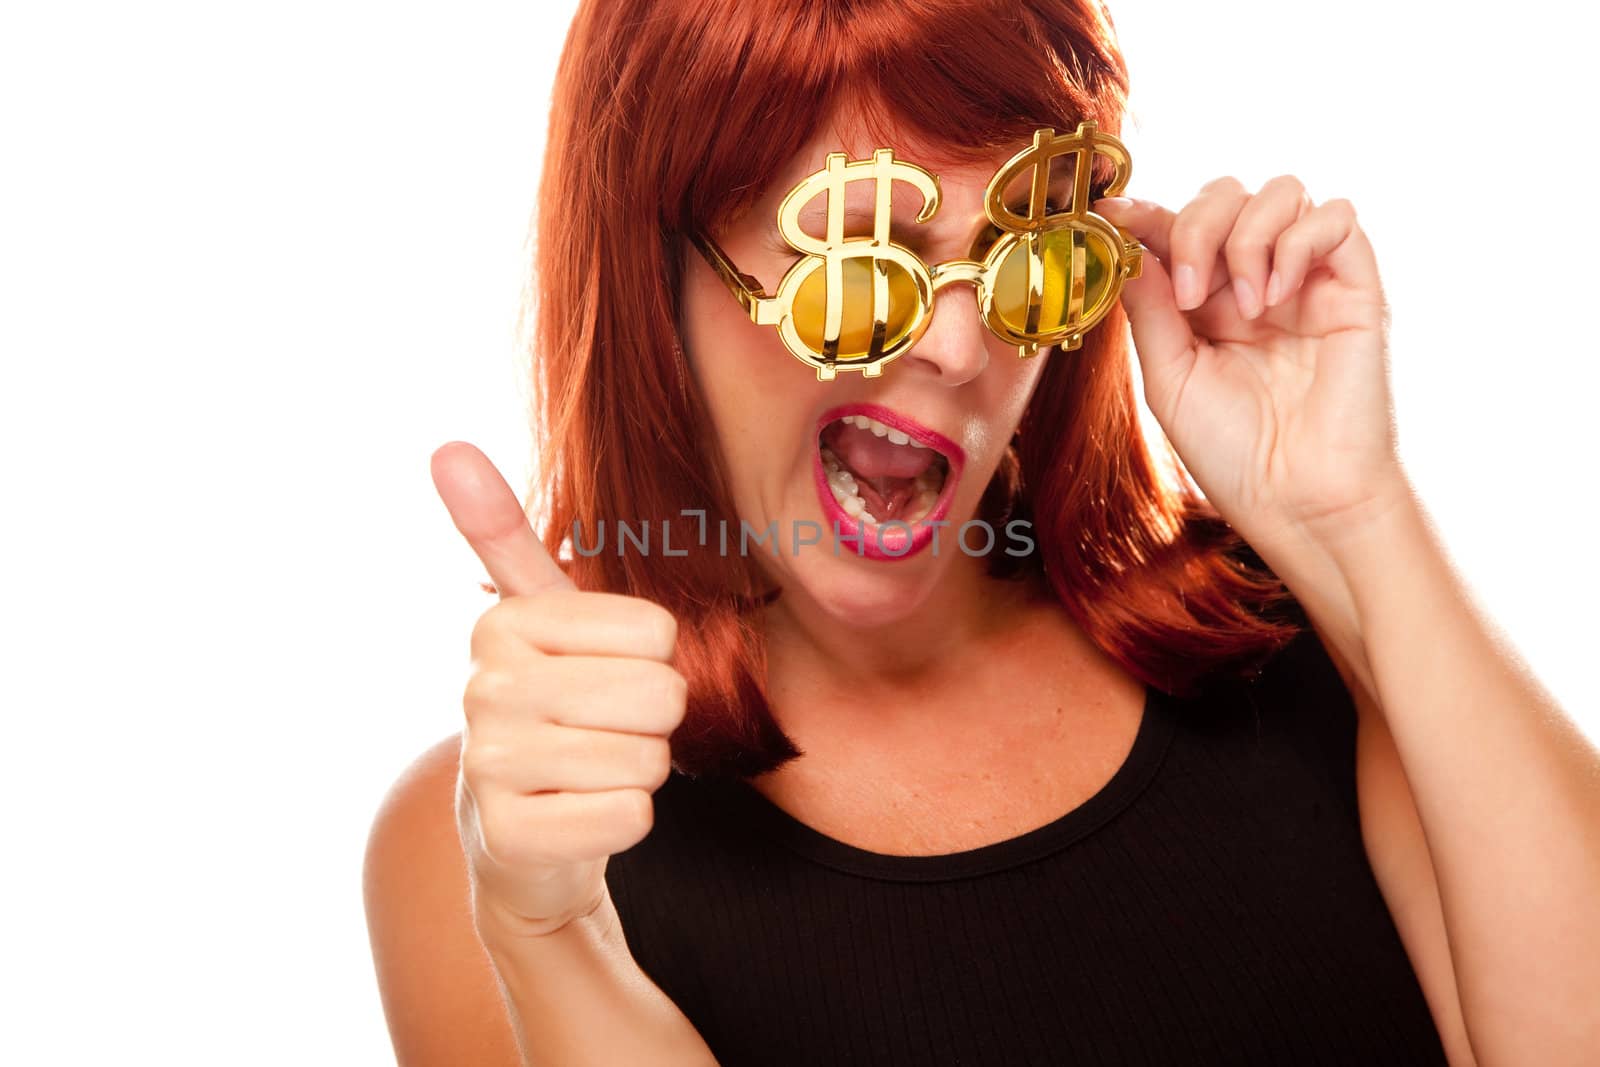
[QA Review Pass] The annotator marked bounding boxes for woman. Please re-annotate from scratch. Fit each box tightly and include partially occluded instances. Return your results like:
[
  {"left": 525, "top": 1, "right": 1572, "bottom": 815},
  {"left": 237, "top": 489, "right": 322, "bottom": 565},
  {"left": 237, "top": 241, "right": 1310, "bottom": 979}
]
[{"left": 363, "top": 0, "right": 1600, "bottom": 1063}]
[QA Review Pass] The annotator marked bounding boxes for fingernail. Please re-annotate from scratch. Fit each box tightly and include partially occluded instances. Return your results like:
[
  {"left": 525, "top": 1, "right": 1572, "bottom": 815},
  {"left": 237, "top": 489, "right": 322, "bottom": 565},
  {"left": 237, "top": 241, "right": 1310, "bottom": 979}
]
[
  {"left": 1264, "top": 270, "right": 1282, "bottom": 306},
  {"left": 1096, "top": 196, "right": 1134, "bottom": 211},
  {"left": 1233, "top": 276, "right": 1258, "bottom": 319},
  {"left": 1173, "top": 263, "right": 1198, "bottom": 309}
]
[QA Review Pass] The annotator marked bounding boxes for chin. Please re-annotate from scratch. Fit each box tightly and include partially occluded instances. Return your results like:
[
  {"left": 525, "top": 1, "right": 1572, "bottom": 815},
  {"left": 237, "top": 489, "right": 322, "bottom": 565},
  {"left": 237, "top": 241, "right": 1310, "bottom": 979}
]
[{"left": 785, "top": 547, "right": 948, "bottom": 628}]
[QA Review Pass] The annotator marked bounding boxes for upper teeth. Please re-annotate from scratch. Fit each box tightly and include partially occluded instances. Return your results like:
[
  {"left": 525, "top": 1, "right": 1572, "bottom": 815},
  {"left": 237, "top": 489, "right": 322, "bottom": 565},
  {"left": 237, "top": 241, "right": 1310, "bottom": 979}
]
[{"left": 839, "top": 414, "right": 927, "bottom": 448}]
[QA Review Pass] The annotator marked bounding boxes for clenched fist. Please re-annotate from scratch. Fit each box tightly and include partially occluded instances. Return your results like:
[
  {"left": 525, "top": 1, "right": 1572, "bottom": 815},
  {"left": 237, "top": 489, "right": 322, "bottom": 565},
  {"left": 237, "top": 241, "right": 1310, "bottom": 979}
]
[{"left": 431, "top": 441, "right": 687, "bottom": 938}]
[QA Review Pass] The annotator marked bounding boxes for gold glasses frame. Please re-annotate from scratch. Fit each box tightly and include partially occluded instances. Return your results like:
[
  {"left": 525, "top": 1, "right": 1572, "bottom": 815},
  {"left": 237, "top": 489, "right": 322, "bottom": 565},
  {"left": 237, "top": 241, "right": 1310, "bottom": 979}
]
[{"left": 689, "top": 119, "right": 1145, "bottom": 381}]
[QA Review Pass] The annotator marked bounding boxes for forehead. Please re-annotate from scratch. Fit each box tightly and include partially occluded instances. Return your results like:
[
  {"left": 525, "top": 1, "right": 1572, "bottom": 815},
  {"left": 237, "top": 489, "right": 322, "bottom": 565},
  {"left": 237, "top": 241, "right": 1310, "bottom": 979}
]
[
  {"left": 770, "top": 112, "right": 1018, "bottom": 200},
  {"left": 757, "top": 113, "right": 1070, "bottom": 233}
]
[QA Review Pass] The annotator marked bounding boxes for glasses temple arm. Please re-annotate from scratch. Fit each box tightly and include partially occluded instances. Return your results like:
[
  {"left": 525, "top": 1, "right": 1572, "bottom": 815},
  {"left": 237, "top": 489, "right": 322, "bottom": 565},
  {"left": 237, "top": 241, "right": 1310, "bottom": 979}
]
[{"left": 689, "top": 231, "right": 783, "bottom": 326}]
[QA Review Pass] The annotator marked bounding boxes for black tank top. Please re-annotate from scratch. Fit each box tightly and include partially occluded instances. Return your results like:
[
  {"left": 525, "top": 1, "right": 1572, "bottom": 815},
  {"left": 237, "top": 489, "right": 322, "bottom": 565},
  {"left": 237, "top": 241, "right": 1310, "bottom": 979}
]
[{"left": 605, "top": 628, "right": 1450, "bottom": 1065}]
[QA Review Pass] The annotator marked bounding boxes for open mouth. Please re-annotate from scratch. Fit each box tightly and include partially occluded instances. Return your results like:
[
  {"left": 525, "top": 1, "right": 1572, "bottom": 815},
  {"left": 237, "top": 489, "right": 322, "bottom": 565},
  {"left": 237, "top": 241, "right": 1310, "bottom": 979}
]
[{"left": 817, "top": 413, "right": 955, "bottom": 527}]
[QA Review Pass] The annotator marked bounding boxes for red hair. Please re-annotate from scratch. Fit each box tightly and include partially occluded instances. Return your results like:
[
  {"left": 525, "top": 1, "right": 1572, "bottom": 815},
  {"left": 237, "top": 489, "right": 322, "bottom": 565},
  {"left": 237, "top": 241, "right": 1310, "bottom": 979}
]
[{"left": 523, "top": 0, "right": 1304, "bottom": 779}]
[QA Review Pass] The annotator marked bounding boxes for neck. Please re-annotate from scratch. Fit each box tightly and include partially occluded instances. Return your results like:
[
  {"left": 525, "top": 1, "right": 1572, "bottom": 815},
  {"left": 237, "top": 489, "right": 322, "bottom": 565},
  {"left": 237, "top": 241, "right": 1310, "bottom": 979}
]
[{"left": 760, "top": 556, "right": 1048, "bottom": 720}]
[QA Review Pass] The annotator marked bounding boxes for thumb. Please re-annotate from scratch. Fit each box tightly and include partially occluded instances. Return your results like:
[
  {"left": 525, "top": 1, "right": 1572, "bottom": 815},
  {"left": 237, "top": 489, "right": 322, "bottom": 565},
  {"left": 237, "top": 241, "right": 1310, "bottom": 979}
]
[{"left": 430, "top": 441, "right": 575, "bottom": 600}]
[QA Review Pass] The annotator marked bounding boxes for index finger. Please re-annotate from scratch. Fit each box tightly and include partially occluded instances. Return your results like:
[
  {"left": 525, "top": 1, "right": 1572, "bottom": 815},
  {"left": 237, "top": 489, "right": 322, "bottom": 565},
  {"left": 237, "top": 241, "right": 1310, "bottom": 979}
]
[
  {"left": 1096, "top": 195, "right": 1231, "bottom": 310},
  {"left": 430, "top": 441, "right": 574, "bottom": 600}
]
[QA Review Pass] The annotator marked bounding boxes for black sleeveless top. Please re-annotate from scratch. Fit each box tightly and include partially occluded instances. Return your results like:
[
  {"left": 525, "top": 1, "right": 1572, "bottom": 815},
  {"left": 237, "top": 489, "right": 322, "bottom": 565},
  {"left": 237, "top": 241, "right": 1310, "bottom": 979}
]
[{"left": 605, "top": 628, "right": 1450, "bottom": 1065}]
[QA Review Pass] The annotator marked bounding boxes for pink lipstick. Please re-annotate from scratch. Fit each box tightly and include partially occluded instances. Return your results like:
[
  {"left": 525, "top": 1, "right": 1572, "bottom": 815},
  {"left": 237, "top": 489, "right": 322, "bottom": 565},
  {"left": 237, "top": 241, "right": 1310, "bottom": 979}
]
[{"left": 811, "top": 403, "right": 966, "bottom": 561}]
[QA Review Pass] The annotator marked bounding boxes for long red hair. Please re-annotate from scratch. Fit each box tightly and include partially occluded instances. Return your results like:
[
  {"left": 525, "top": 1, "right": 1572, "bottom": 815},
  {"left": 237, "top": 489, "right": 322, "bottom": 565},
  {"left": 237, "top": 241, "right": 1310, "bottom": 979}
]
[{"left": 522, "top": 0, "right": 1303, "bottom": 779}]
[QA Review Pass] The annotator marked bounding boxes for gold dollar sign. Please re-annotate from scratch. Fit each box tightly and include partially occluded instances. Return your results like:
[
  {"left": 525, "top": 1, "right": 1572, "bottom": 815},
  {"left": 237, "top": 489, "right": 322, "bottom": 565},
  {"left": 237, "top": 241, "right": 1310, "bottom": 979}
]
[
  {"left": 772, "top": 149, "right": 940, "bottom": 380},
  {"left": 980, "top": 120, "right": 1141, "bottom": 352}
]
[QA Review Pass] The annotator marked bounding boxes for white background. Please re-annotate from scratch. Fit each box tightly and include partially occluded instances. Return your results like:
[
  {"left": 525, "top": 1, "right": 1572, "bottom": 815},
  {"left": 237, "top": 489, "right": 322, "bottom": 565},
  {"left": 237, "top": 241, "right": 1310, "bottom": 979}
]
[{"left": 3, "top": 1, "right": 1594, "bottom": 1062}]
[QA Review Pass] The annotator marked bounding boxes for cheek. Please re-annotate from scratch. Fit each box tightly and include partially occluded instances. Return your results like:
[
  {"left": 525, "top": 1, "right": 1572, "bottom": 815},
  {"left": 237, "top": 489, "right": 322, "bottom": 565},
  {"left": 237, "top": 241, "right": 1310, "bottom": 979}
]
[
  {"left": 679, "top": 264, "right": 816, "bottom": 500},
  {"left": 680, "top": 231, "right": 816, "bottom": 402},
  {"left": 983, "top": 338, "right": 1051, "bottom": 425},
  {"left": 1005, "top": 350, "right": 1051, "bottom": 418},
  {"left": 682, "top": 266, "right": 760, "bottom": 436},
  {"left": 959, "top": 347, "right": 1051, "bottom": 471}
]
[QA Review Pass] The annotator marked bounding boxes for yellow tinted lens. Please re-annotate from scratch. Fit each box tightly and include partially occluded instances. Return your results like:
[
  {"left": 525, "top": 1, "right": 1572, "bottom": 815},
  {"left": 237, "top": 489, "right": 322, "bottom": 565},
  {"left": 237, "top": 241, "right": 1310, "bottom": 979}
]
[
  {"left": 792, "top": 255, "right": 920, "bottom": 359},
  {"left": 991, "top": 228, "right": 1113, "bottom": 336}
]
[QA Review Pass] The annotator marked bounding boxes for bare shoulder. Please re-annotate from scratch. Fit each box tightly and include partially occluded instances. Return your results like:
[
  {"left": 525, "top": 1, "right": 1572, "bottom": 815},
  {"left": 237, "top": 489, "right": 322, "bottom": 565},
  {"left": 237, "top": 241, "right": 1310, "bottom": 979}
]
[{"left": 363, "top": 732, "right": 521, "bottom": 1066}]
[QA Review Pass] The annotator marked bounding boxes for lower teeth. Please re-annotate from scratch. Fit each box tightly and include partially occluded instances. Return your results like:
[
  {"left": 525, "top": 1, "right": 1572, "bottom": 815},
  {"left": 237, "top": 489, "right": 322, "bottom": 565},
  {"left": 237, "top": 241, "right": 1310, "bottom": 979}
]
[{"left": 820, "top": 445, "right": 942, "bottom": 525}]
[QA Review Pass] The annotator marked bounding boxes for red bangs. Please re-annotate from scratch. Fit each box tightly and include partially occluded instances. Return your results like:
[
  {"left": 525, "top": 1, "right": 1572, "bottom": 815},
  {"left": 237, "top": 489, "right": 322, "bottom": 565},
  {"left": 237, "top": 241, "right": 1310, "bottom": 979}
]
[{"left": 634, "top": 0, "right": 1132, "bottom": 236}]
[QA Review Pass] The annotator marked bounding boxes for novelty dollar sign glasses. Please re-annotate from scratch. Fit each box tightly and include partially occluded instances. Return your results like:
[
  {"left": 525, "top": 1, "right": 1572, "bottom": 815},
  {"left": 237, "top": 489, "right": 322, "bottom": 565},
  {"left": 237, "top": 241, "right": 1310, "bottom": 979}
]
[{"left": 691, "top": 119, "right": 1145, "bottom": 381}]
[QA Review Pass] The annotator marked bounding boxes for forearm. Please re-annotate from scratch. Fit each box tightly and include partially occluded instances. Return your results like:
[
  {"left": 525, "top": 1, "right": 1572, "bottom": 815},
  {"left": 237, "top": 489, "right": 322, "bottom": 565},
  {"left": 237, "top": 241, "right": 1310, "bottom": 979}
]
[
  {"left": 477, "top": 892, "right": 721, "bottom": 1067},
  {"left": 1254, "top": 479, "right": 1600, "bottom": 1063}
]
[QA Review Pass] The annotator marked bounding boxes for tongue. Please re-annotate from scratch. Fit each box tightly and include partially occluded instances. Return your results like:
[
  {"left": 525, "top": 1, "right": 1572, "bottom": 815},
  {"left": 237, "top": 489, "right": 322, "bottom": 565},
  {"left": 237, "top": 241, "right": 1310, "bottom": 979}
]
[
  {"left": 821, "top": 421, "right": 937, "bottom": 522},
  {"left": 821, "top": 422, "right": 935, "bottom": 480}
]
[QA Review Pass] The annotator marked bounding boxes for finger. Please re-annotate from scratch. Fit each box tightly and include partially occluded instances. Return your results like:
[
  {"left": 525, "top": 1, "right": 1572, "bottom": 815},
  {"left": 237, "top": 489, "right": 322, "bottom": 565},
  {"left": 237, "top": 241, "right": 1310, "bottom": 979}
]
[
  {"left": 471, "top": 788, "right": 654, "bottom": 866},
  {"left": 1267, "top": 197, "right": 1381, "bottom": 302},
  {"left": 431, "top": 441, "right": 574, "bottom": 600},
  {"left": 1096, "top": 227, "right": 1201, "bottom": 398},
  {"left": 464, "top": 658, "right": 685, "bottom": 738},
  {"left": 472, "top": 590, "right": 679, "bottom": 664},
  {"left": 466, "top": 720, "right": 674, "bottom": 794},
  {"left": 527, "top": 656, "right": 689, "bottom": 733},
  {"left": 1223, "top": 175, "right": 1312, "bottom": 318},
  {"left": 1169, "top": 177, "right": 1250, "bottom": 310},
  {"left": 1096, "top": 195, "right": 1230, "bottom": 313}
]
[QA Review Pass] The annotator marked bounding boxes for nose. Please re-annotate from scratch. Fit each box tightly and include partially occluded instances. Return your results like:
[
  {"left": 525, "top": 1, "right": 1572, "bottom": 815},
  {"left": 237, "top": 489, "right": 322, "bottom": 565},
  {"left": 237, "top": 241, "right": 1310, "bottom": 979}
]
[{"left": 894, "top": 272, "right": 991, "bottom": 386}]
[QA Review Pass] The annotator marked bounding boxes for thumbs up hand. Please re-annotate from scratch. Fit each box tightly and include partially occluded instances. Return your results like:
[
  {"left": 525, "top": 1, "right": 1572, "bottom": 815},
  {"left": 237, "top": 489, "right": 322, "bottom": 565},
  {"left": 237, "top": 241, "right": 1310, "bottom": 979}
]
[{"left": 431, "top": 441, "right": 687, "bottom": 938}]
